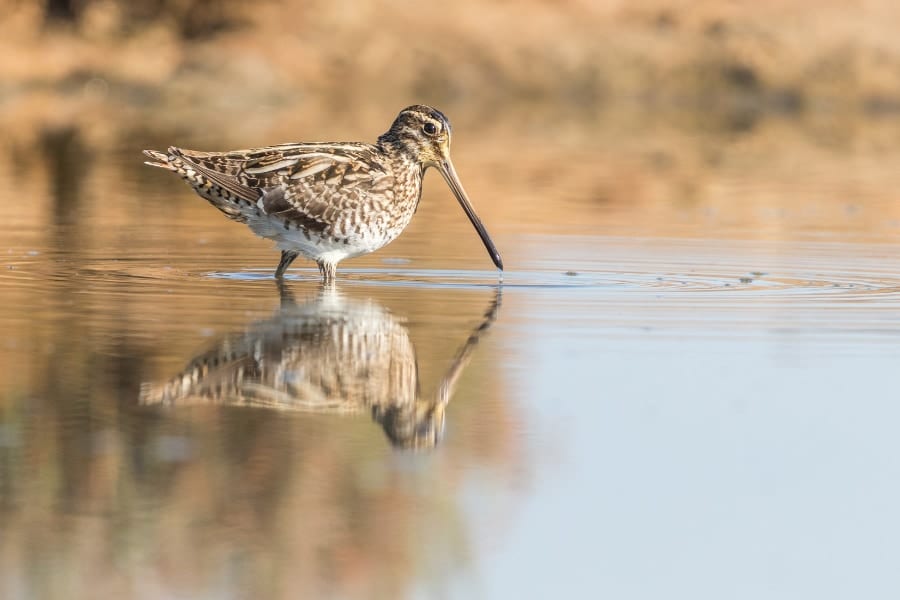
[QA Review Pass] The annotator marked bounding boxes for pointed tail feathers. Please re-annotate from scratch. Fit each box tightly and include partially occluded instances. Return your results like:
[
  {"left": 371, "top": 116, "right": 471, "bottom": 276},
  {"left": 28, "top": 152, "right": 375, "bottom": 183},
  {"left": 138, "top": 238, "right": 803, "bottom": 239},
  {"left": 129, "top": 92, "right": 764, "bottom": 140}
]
[
  {"left": 142, "top": 147, "right": 253, "bottom": 223},
  {"left": 142, "top": 149, "right": 177, "bottom": 171}
]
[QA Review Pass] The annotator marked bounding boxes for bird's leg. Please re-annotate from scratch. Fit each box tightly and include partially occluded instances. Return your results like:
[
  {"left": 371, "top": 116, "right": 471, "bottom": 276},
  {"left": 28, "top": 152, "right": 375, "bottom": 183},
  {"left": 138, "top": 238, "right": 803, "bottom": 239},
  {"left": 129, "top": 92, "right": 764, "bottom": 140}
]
[
  {"left": 275, "top": 250, "right": 299, "bottom": 279},
  {"left": 275, "top": 277, "right": 297, "bottom": 308},
  {"left": 317, "top": 260, "right": 336, "bottom": 284}
]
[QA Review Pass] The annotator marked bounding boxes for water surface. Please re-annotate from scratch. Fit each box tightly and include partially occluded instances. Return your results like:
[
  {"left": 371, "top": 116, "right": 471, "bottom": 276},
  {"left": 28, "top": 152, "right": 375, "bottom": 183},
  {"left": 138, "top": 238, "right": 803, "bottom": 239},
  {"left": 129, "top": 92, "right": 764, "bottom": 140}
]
[{"left": 2, "top": 110, "right": 900, "bottom": 599}]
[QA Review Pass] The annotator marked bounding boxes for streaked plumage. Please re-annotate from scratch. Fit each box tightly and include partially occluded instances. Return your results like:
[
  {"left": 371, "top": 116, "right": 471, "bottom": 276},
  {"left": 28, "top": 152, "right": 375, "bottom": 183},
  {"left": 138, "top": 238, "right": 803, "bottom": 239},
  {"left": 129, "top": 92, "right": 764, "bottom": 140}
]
[
  {"left": 140, "top": 286, "right": 501, "bottom": 449},
  {"left": 143, "top": 105, "right": 503, "bottom": 282}
]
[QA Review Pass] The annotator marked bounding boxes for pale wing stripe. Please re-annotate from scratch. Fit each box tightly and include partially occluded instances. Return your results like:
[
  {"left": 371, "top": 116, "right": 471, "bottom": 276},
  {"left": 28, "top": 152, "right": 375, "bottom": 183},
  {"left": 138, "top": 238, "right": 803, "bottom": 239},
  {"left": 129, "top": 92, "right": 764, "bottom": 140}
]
[
  {"left": 288, "top": 152, "right": 353, "bottom": 163},
  {"left": 244, "top": 158, "right": 299, "bottom": 174},
  {"left": 342, "top": 172, "right": 373, "bottom": 182},
  {"left": 270, "top": 143, "right": 366, "bottom": 154},
  {"left": 290, "top": 161, "right": 334, "bottom": 179}
]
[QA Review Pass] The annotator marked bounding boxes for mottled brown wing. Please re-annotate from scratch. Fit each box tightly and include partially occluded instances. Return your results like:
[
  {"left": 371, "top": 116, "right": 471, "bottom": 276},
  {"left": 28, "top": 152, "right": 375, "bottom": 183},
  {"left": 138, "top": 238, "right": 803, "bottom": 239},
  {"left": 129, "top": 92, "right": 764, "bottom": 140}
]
[
  {"left": 177, "top": 143, "right": 395, "bottom": 224},
  {"left": 260, "top": 152, "right": 396, "bottom": 228}
]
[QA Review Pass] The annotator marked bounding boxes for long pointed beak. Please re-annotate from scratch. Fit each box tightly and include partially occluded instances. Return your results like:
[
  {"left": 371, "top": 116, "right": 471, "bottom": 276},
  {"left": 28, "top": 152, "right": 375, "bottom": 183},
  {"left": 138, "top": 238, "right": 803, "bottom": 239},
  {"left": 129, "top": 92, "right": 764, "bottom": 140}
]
[{"left": 437, "top": 158, "right": 504, "bottom": 271}]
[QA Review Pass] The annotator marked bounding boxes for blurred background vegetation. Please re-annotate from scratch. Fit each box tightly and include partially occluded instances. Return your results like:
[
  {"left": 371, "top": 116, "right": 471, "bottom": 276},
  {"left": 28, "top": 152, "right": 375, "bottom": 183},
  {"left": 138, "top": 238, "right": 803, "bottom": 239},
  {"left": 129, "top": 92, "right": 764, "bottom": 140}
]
[
  {"left": 4, "top": 0, "right": 900, "bottom": 245},
  {"left": 6, "top": 0, "right": 900, "bottom": 120}
]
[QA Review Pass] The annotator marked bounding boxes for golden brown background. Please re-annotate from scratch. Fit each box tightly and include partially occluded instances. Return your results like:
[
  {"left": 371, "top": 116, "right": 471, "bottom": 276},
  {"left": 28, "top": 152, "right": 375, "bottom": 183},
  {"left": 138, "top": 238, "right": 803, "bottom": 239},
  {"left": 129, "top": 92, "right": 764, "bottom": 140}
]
[{"left": 2, "top": 2, "right": 900, "bottom": 598}]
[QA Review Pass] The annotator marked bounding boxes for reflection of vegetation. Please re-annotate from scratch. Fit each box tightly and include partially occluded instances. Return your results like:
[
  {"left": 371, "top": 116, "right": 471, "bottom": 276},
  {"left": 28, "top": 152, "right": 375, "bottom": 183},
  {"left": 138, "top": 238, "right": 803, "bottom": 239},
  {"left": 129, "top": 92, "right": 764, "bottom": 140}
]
[
  {"left": 40, "top": 126, "right": 88, "bottom": 227},
  {"left": 142, "top": 284, "right": 502, "bottom": 450}
]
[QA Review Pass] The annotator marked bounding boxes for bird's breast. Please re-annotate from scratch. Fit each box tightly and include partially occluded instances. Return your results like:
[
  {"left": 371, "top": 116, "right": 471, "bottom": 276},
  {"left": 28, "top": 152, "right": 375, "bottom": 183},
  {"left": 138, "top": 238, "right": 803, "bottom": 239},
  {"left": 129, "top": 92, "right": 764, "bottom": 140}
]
[{"left": 261, "top": 173, "right": 419, "bottom": 259}]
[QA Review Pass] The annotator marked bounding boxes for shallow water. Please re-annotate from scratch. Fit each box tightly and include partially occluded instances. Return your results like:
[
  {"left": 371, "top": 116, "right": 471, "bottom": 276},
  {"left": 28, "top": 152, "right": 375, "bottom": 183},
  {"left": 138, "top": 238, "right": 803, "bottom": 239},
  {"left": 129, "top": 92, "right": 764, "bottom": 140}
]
[{"left": 2, "top": 111, "right": 900, "bottom": 599}]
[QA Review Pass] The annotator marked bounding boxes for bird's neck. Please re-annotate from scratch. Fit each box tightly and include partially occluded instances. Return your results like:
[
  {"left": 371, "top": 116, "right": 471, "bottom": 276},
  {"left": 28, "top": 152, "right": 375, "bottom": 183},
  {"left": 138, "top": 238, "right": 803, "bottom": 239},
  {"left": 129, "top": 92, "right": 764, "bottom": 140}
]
[
  {"left": 375, "top": 137, "right": 424, "bottom": 183},
  {"left": 376, "top": 132, "right": 421, "bottom": 165}
]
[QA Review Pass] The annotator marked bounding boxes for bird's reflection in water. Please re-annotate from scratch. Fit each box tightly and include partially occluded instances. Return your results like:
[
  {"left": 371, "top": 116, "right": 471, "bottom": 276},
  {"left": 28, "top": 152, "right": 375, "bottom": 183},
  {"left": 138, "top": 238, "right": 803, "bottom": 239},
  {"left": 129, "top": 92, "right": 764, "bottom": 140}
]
[{"left": 141, "top": 284, "right": 501, "bottom": 449}]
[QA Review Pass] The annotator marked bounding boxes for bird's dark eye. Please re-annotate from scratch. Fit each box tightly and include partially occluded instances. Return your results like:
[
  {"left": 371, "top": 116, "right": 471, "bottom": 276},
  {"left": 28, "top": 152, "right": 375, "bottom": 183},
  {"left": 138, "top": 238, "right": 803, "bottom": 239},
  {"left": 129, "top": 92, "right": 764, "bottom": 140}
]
[{"left": 422, "top": 122, "right": 438, "bottom": 135}]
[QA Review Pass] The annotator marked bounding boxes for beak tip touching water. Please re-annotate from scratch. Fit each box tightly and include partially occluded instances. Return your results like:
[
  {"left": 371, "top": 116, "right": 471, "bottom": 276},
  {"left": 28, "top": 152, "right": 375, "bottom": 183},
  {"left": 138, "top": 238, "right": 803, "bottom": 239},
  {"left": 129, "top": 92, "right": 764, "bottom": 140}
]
[{"left": 438, "top": 158, "right": 504, "bottom": 274}]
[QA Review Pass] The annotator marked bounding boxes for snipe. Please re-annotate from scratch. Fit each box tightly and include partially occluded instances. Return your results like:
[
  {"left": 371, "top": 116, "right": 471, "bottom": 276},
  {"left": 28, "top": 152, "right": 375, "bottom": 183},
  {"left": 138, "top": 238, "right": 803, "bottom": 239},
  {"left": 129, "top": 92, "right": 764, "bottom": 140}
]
[{"left": 143, "top": 105, "right": 503, "bottom": 282}]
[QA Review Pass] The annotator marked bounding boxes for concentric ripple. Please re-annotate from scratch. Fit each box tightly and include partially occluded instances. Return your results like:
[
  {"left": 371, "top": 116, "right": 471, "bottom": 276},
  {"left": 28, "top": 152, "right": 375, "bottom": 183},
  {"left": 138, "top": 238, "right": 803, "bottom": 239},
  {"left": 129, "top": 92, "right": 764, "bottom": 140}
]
[{"left": 5, "top": 235, "right": 900, "bottom": 346}]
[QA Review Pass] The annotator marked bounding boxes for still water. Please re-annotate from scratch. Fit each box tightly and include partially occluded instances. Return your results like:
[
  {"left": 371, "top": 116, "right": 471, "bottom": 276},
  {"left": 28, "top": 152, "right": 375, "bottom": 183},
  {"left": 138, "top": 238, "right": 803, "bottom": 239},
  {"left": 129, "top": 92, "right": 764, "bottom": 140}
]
[{"left": 2, "top": 111, "right": 900, "bottom": 599}]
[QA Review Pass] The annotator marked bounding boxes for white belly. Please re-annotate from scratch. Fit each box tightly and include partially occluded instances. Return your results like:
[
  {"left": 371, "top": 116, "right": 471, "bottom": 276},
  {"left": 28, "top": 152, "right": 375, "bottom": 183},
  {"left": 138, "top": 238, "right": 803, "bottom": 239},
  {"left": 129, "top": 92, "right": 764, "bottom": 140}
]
[{"left": 245, "top": 212, "right": 399, "bottom": 263}]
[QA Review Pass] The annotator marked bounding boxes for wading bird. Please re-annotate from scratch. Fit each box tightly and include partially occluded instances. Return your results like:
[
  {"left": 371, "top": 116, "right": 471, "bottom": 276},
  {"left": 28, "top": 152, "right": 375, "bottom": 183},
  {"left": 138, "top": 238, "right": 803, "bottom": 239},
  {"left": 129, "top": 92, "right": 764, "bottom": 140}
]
[{"left": 144, "top": 105, "right": 503, "bottom": 282}]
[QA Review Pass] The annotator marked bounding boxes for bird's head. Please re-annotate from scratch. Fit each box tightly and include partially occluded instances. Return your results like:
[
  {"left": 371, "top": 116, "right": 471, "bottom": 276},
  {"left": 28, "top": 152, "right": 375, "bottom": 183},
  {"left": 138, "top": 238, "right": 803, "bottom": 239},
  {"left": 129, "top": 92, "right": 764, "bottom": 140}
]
[{"left": 380, "top": 105, "right": 503, "bottom": 271}]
